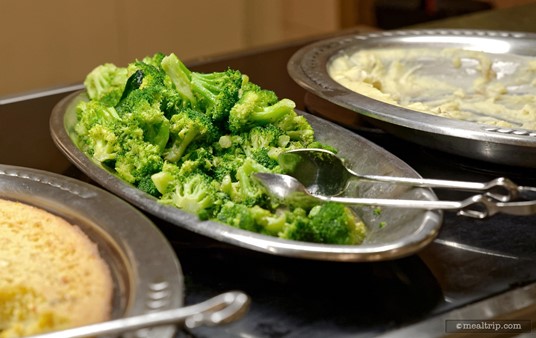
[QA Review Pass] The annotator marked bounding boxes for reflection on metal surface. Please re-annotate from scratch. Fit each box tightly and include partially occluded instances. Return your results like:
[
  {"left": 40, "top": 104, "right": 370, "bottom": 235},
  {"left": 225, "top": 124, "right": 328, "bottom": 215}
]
[
  {"left": 0, "top": 83, "right": 84, "bottom": 105},
  {"left": 434, "top": 238, "right": 519, "bottom": 260},
  {"left": 379, "top": 282, "right": 536, "bottom": 337},
  {"left": 398, "top": 36, "right": 512, "bottom": 53}
]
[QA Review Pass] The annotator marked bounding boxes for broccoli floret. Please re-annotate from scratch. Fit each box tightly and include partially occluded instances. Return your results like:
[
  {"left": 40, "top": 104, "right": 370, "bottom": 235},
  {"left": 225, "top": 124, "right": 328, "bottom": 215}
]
[
  {"left": 141, "top": 52, "right": 166, "bottom": 69},
  {"left": 308, "top": 202, "right": 367, "bottom": 245},
  {"left": 115, "top": 149, "right": 163, "bottom": 184},
  {"left": 168, "top": 173, "right": 221, "bottom": 219},
  {"left": 241, "top": 125, "right": 287, "bottom": 169},
  {"left": 249, "top": 205, "right": 287, "bottom": 235},
  {"left": 228, "top": 87, "right": 296, "bottom": 133},
  {"left": 74, "top": 100, "right": 123, "bottom": 162},
  {"left": 137, "top": 175, "right": 162, "bottom": 198},
  {"left": 278, "top": 207, "right": 317, "bottom": 243},
  {"left": 216, "top": 201, "right": 260, "bottom": 233},
  {"left": 114, "top": 127, "right": 164, "bottom": 184},
  {"left": 233, "top": 157, "right": 270, "bottom": 206},
  {"left": 119, "top": 60, "right": 180, "bottom": 118},
  {"left": 84, "top": 63, "right": 128, "bottom": 106},
  {"left": 247, "top": 124, "right": 285, "bottom": 149},
  {"left": 180, "top": 147, "right": 214, "bottom": 174},
  {"left": 86, "top": 124, "right": 120, "bottom": 164},
  {"left": 249, "top": 148, "right": 279, "bottom": 169},
  {"left": 161, "top": 53, "right": 243, "bottom": 123},
  {"left": 214, "top": 134, "right": 245, "bottom": 158},
  {"left": 161, "top": 53, "right": 197, "bottom": 108},
  {"left": 190, "top": 69, "right": 243, "bottom": 123},
  {"left": 163, "top": 108, "right": 220, "bottom": 163},
  {"left": 279, "top": 203, "right": 366, "bottom": 245},
  {"left": 151, "top": 162, "right": 181, "bottom": 195},
  {"left": 75, "top": 100, "right": 121, "bottom": 135},
  {"left": 118, "top": 97, "right": 170, "bottom": 152},
  {"left": 212, "top": 152, "right": 245, "bottom": 182},
  {"left": 275, "top": 113, "right": 315, "bottom": 144}
]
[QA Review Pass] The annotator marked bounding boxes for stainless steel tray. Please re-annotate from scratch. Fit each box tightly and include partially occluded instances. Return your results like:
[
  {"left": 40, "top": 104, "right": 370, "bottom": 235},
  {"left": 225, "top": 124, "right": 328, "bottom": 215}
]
[
  {"left": 50, "top": 91, "right": 442, "bottom": 262},
  {"left": 0, "top": 164, "right": 183, "bottom": 338},
  {"left": 287, "top": 29, "right": 536, "bottom": 168}
]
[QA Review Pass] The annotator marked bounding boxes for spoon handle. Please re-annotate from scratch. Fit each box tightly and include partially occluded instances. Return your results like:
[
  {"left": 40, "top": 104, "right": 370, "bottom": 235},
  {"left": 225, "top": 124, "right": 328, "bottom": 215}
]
[
  {"left": 317, "top": 193, "right": 536, "bottom": 219},
  {"left": 349, "top": 170, "right": 520, "bottom": 202},
  {"left": 27, "top": 291, "right": 249, "bottom": 338}
]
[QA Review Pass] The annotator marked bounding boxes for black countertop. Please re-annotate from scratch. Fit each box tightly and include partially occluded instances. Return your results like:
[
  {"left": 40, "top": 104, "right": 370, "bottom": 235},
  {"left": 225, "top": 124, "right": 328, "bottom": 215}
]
[{"left": 1, "top": 11, "right": 536, "bottom": 338}]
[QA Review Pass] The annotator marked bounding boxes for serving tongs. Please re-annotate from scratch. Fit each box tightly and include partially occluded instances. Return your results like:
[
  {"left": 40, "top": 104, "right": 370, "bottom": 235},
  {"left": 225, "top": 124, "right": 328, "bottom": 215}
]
[
  {"left": 253, "top": 148, "right": 536, "bottom": 219},
  {"left": 27, "top": 291, "right": 249, "bottom": 338}
]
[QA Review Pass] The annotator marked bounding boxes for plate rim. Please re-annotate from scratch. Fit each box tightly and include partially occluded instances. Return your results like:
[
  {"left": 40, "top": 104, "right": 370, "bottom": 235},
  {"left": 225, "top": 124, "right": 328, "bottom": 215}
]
[
  {"left": 287, "top": 28, "right": 536, "bottom": 167},
  {"left": 0, "top": 164, "right": 183, "bottom": 338}
]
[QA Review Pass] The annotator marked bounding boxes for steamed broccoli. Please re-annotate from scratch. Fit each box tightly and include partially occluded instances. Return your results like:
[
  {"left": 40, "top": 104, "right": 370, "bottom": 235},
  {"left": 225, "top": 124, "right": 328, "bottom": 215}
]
[
  {"left": 190, "top": 69, "right": 243, "bottom": 123},
  {"left": 161, "top": 53, "right": 243, "bottom": 124},
  {"left": 75, "top": 52, "right": 368, "bottom": 246},
  {"left": 76, "top": 102, "right": 164, "bottom": 185},
  {"left": 231, "top": 157, "right": 271, "bottom": 206},
  {"left": 168, "top": 173, "right": 223, "bottom": 219},
  {"left": 119, "top": 60, "right": 181, "bottom": 119},
  {"left": 308, "top": 202, "right": 367, "bottom": 245},
  {"left": 137, "top": 175, "right": 161, "bottom": 197},
  {"left": 228, "top": 86, "right": 296, "bottom": 133},
  {"left": 279, "top": 203, "right": 366, "bottom": 245},
  {"left": 75, "top": 100, "right": 120, "bottom": 136},
  {"left": 164, "top": 108, "right": 219, "bottom": 163},
  {"left": 84, "top": 63, "right": 128, "bottom": 106},
  {"left": 86, "top": 124, "right": 120, "bottom": 163},
  {"left": 117, "top": 97, "right": 170, "bottom": 151},
  {"left": 216, "top": 201, "right": 260, "bottom": 233},
  {"left": 114, "top": 130, "right": 164, "bottom": 184},
  {"left": 241, "top": 125, "right": 287, "bottom": 168},
  {"left": 161, "top": 53, "right": 197, "bottom": 108},
  {"left": 249, "top": 205, "right": 287, "bottom": 235}
]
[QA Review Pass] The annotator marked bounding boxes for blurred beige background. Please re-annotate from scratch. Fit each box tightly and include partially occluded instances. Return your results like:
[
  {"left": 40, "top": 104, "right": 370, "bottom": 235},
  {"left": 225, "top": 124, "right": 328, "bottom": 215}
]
[
  {"left": 1, "top": 0, "right": 534, "bottom": 97},
  {"left": 0, "top": 0, "right": 342, "bottom": 97}
]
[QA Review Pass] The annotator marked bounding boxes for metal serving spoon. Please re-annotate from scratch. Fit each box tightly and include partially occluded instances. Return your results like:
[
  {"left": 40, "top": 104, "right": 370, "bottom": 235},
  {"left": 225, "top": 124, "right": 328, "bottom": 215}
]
[
  {"left": 278, "top": 148, "right": 532, "bottom": 202},
  {"left": 28, "top": 291, "right": 249, "bottom": 338},
  {"left": 253, "top": 173, "right": 536, "bottom": 219}
]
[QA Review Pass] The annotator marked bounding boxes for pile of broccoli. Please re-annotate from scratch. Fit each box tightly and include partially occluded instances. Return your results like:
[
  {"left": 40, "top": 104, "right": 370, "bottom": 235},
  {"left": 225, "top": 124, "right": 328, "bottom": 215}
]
[{"left": 75, "top": 52, "right": 367, "bottom": 245}]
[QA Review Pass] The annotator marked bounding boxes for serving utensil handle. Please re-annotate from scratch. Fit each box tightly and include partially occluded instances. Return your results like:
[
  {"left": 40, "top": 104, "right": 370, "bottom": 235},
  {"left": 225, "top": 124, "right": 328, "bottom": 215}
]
[
  {"left": 27, "top": 291, "right": 250, "bottom": 338},
  {"left": 317, "top": 194, "right": 536, "bottom": 219},
  {"left": 349, "top": 171, "right": 522, "bottom": 202}
]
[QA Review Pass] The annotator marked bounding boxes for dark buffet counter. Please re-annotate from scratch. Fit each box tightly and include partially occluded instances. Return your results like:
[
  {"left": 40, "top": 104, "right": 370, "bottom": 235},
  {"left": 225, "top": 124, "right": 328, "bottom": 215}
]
[{"left": 1, "top": 5, "right": 536, "bottom": 337}]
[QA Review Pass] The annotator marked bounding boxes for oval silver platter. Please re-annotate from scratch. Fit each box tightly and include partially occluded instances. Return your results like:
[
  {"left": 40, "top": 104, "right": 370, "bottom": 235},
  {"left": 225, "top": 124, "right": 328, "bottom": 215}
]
[
  {"left": 0, "top": 164, "right": 183, "bottom": 338},
  {"left": 287, "top": 29, "right": 536, "bottom": 168},
  {"left": 50, "top": 90, "right": 442, "bottom": 262}
]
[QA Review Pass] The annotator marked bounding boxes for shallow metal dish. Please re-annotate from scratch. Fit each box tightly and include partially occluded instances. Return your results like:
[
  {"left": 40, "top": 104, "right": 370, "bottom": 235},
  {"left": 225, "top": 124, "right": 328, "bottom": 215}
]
[
  {"left": 50, "top": 91, "right": 442, "bottom": 262},
  {"left": 0, "top": 164, "right": 182, "bottom": 338},
  {"left": 287, "top": 29, "right": 536, "bottom": 168}
]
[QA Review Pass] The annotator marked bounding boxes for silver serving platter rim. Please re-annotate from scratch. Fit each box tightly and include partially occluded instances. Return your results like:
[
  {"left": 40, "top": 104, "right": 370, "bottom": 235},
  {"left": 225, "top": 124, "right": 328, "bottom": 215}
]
[
  {"left": 287, "top": 29, "right": 536, "bottom": 168},
  {"left": 0, "top": 164, "right": 183, "bottom": 337},
  {"left": 49, "top": 90, "right": 443, "bottom": 262}
]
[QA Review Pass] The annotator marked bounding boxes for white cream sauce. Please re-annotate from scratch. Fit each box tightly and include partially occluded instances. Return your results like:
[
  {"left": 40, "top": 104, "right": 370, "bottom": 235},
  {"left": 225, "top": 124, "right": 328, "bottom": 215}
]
[{"left": 328, "top": 47, "right": 536, "bottom": 130}]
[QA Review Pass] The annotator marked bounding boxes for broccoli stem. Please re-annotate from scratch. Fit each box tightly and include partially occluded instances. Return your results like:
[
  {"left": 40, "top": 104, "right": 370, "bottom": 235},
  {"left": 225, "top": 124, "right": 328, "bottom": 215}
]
[
  {"left": 164, "top": 128, "right": 199, "bottom": 163},
  {"left": 161, "top": 53, "right": 197, "bottom": 105},
  {"left": 250, "top": 99, "right": 295, "bottom": 124}
]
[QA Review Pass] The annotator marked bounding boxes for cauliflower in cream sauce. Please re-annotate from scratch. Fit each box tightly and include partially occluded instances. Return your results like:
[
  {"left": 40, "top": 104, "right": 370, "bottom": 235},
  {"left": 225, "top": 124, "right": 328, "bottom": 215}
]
[{"left": 328, "top": 47, "right": 536, "bottom": 130}]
